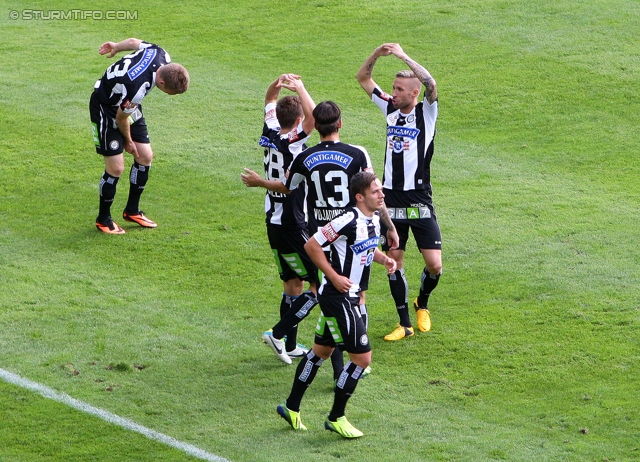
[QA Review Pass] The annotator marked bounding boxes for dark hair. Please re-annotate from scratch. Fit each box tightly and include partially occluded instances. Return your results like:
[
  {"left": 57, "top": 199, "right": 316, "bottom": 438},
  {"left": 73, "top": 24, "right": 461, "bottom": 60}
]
[
  {"left": 160, "top": 63, "right": 190, "bottom": 93},
  {"left": 313, "top": 101, "right": 341, "bottom": 137},
  {"left": 349, "top": 171, "right": 378, "bottom": 202},
  {"left": 276, "top": 96, "right": 303, "bottom": 129}
]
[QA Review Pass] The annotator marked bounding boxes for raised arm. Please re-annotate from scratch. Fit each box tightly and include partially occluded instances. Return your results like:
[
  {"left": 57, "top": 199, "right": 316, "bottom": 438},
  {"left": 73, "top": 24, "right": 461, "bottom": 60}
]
[
  {"left": 387, "top": 43, "right": 437, "bottom": 104},
  {"left": 99, "top": 38, "right": 142, "bottom": 58},
  {"left": 278, "top": 77, "right": 316, "bottom": 135},
  {"left": 356, "top": 43, "right": 395, "bottom": 97}
]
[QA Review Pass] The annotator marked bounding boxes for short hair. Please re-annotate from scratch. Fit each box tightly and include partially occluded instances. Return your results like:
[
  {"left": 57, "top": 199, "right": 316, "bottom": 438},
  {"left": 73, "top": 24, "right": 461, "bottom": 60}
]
[
  {"left": 160, "top": 63, "right": 190, "bottom": 93},
  {"left": 395, "top": 70, "right": 417, "bottom": 79},
  {"left": 276, "top": 95, "right": 303, "bottom": 129},
  {"left": 349, "top": 171, "right": 379, "bottom": 202},
  {"left": 313, "top": 101, "right": 341, "bottom": 137}
]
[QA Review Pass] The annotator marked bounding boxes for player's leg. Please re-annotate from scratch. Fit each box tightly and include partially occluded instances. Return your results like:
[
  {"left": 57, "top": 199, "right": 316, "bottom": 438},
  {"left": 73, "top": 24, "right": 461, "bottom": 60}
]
[
  {"left": 92, "top": 97, "right": 126, "bottom": 234},
  {"left": 122, "top": 139, "right": 157, "bottom": 228},
  {"left": 325, "top": 298, "right": 370, "bottom": 438},
  {"left": 413, "top": 214, "right": 443, "bottom": 332},
  {"left": 282, "top": 277, "right": 305, "bottom": 355},
  {"left": 381, "top": 220, "right": 414, "bottom": 340}
]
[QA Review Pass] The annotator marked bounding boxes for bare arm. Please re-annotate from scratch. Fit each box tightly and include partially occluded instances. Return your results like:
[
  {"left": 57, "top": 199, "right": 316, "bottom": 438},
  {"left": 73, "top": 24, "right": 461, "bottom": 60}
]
[
  {"left": 279, "top": 77, "right": 316, "bottom": 135},
  {"left": 356, "top": 44, "right": 394, "bottom": 97},
  {"left": 99, "top": 38, "right": 142, "bottom": 58},
  {"left": 240, "top": 168, "right": 291, "bottom": 194},
  {"left": 115, "top": 108, "right": 138, "bottom": 156},
  {"left": 377, "top": 204, "right": 399, "bottom": 250},
  {"left": 387, "top": 43, "right": 437, "bottom": 104},
  {"left": 305, "top": 237, "right": 353, "bottom": 293}
]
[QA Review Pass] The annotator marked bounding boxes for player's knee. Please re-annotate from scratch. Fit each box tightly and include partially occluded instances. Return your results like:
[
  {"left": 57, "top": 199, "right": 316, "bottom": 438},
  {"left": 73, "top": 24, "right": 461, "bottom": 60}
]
[{"left": 427, "top": 262, "right": 442, "bottom": 275}]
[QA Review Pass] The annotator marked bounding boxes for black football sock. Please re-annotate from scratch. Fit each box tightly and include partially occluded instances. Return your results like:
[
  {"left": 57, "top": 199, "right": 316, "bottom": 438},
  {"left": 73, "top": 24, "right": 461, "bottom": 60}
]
[
  {"left": 330, "top": 347, "right": 345, "bottom": 381},
  {"left": 417, "top": 268, "right": 441, "bottom": 308},
  {"left": 98, "top": 171, "right": 119, "bottom": 222},
  {"left": 281, "top": 293, "right": 300, "bottom": 351},
  {"left": 285, "top": 350, "right": 325, "bottom": 412},
  {"left": 388, "top": 269, "right": 411, "bottom": 327},
  {"left": 328, "top": 361, "right": 363, "bottom": 421},
  {"left": 125, "top": 161, "right": 150, "bottom": 213},
  {"left": 273, "top": 290, "right": 317, "bottom": 339}
]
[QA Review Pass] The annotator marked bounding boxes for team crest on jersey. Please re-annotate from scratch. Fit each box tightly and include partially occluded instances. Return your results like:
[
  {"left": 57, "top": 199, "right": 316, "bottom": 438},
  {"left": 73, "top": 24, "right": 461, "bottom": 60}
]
[
  {"left": 303, "top": 151, "right": 352, "bottom": 170},
  {"left": 320, "top": 223, "right": 339, "bottom": 243}
]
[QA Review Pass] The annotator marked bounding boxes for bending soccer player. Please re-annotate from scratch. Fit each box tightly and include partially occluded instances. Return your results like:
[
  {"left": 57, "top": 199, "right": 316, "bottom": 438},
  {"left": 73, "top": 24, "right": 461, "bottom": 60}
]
[
  {"left": 276, "top": 172, "right": 397, "bottom": 438},
  {"left": 90, "top": 38, "right": 189, "bottom": 234}
]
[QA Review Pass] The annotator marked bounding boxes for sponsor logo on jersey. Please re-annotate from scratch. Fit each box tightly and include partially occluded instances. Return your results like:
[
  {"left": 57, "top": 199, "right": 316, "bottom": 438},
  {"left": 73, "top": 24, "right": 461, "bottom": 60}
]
[
  {"left": 387, "top": 126, "right": 420, "bottom": 139},
  {"left": 303, "top": 151, "right": 352, "bottom": 170},
  {"left": 320, "top": 223, "right": 339, "bottom": 243},
  {"left": 350, "top": 237, "right": 379, "bottom": 255},
  {"left": 127, "top": 48, "right": 157, "bottom": 80},
  {"left": 258, "top": 136, "right": 276, "bottom": 149}
]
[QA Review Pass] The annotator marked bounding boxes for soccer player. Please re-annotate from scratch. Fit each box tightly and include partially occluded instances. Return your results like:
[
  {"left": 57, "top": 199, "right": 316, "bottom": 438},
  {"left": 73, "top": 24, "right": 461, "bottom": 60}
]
[
  {"left": 90, "top": 38, "right": 189, "bottom": 234},
  {"left": 242, "top": 102, "right": 398, "bottom": 374},
  {"left": 257, "top": 73, "right": 317, "bottom": 362},
  {"left": 356, "top": 43, "right": 442, "bottom": 340},
  {"left": 276, "top": 172, "right": 397, "bottom": 438}
]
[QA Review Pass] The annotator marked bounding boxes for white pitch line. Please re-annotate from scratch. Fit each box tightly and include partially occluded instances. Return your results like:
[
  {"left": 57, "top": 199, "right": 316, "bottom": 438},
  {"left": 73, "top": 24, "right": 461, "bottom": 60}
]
[{"left": 0, "top": 368, "right": 230, "bottom": 462}]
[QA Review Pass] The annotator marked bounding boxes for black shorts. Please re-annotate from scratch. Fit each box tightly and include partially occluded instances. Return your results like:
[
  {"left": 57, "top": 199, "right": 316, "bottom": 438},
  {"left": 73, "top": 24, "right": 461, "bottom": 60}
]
[
  {"left": 90, "top": 92, "right": 150, "bottom": 156},
  {"left": 314, "top": 295, "right": 371, "bottom": 354},
  {"left": 267, "top": 223, "right": 318, "bottom": 284},
  {"left": 381, "top": 188, "right": 442, "bottom": 251}
]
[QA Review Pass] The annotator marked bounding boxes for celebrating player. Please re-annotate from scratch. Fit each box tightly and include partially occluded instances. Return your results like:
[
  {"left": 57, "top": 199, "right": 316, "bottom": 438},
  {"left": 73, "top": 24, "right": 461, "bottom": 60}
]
[
  {"left": 90, "top": 38, "right": 189, "bottom": 234},
  {"left": 276, "top": 172, "right": 396, "bottom": 438},
  {"left": 356, "top": 43, "right": 442, "bottom": 340}
]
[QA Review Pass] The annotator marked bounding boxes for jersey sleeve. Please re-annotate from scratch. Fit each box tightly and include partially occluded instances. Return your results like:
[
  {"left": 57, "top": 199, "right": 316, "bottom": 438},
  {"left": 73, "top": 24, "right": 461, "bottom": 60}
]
[
  {"left": 312, "top": 211, "right": 355, "bottom": 247},
  {"left": 371, "top": 87, "right": 392, "bottom": 114},
  {"left": 264, "top": 102, "right": 279, "bottom": 130}
]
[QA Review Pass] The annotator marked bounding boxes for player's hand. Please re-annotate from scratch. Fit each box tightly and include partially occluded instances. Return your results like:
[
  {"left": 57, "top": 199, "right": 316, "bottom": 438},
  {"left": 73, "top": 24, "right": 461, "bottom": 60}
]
[
  {"left": 241, "top": 168, "right": 262, "bottom": 187},
  {"left": 124, "top": 140, "right": 138, "bottom": 157},
  {"left": 99, "top": 42, "right": 118, "bottom": 58},
  {"left": 375, "top": 43, "right": 396, "bottom": 57},
  {"left": 384, "top": 257, "right": 397, "bottom": 275},
  {"left": 387, "top": 43, "right": 407, "bottom": 60},
  {"left": 331, "top": 275, "right": 354, "bottom": 293},
  {"left": 386, "top": 229, "right": 400, "bottom": 250}
]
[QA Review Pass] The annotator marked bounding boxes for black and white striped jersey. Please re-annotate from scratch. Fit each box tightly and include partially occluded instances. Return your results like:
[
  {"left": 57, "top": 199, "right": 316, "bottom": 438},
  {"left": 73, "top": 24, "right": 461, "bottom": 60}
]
[
  {"left": 312, "top": 207, "right": 380, "bottom": 297},
  {"left": 93, "top": 41, "right": 170, "bottom": 114},
  {"left": 259, "top": 102, "right": 310, "bottom": 227},
  {"left": 371, "top": 87, "right": 438, "bottom": 196},
  {"left": 285, "top": 141, "right": 373, "bottom": 234}
]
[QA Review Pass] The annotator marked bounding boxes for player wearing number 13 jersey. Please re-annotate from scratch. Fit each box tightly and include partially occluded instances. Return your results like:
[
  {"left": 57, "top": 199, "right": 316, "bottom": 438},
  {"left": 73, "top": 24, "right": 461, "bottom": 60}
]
[
  {"left": 90, "top": 38, "right": 189, "bottom": 234},
  {"left": 284, "top": 101, "right": 373, "bottom": 234}
]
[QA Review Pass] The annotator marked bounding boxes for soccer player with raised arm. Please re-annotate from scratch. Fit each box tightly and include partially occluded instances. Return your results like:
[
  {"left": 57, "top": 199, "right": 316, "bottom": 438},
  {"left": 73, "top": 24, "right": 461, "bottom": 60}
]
[
  {"left": 357, "top": 43, "right": 442, "bottom": 340},
  {"left": 90, "top": 38, "right": 189, "bottom": 234},
  {"left": 276, "top": 172, "right": 396, "bottom": 438}
]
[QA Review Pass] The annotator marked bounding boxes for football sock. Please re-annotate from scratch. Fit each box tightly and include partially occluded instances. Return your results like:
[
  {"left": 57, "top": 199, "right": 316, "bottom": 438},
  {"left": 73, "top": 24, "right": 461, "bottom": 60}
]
[
  {"left": 388, "top": 269, "right": 411, "bottom": 326},
  {"left": 330, "top": 348, "right": 345, "bottom": 382},
  {"left": 98, "top": 171, "right": 119, "bottom": 221},
  {"left": 286, "top": 350, "right": 325, "bottom": 412},
  {"left": 417, "top": 269, "right": 441, "bottom": 308},
  {"left": 125, "top": 161, "right": 150, "bottom": 213},
  {"left": 273, "top": 290, "right": 317, "bottom": 339},
  {"left": 281, "top": 293, "right": 300, "bottom": 351},
  {"left": 329, "top": 361, "right": 363, "bottom": 421}
]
